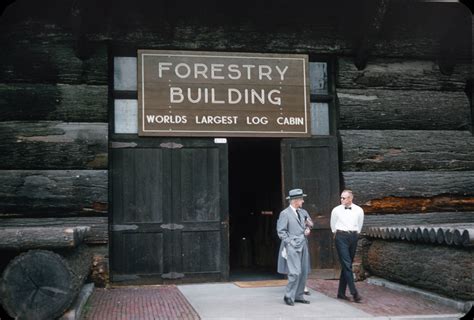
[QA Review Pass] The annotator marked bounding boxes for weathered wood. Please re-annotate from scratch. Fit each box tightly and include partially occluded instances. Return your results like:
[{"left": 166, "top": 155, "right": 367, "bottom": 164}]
[
  {"left": 366, "top": 240, "right": 474, "bottom": 300},
  {"left": 0, "top": 246, "right": 92, "bottom": 320},
  {"left": 0, "top": 122, "right": 107, "bottom": 169},
  {"left": 338, "top": 58, "right": 471, "bottom": 91},
  {"left": 0, "top": 40, "right": 108, "bottom": 85},
  {"left": 0, "top": 217, "right": 108, "bottom": 244},
  {"left": 338, "top": 89, "right": 470, "bottom": 130},
  {"left": 0, "top": 84, "right": 107, "bottom": 122},
  {"left": 340, "top": 130, "right": 474, "bottom": 171},
  {"left": 0, "top": 226, "right": 90, "bottom": 250},
  {"left": 363, "top": 211, "right": 474, "bottom": 228},
  {"left": 0, "top": 170, "right": 107, "bottom": 216},
  {"left": 344, "top": 171, "right": 474, "bottom": 212}
]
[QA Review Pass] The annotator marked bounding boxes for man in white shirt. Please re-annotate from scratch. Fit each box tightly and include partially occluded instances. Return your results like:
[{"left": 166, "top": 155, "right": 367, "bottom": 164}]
[{"left": 330, "top": 189, "right": 364, "bottom": 303}]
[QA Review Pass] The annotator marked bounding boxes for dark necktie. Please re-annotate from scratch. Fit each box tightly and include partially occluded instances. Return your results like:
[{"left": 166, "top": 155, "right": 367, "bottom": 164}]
[
  {"left": 296, "top": 209, "right": 302, "bottom": 222},
  {"left": 345, "top": 207, "right": 352, "bottom": 210}
]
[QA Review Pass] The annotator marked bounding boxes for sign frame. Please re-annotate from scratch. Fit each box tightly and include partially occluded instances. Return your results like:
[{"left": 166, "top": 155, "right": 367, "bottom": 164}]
[{"left": 138, "top": 50, "right": 311, "bottom": 137}]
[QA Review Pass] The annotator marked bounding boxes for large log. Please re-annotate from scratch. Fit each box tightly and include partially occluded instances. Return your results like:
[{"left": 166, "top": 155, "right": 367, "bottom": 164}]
[
  {"left": 337, "top": 89, "right": 470, "bottom": 130},
  {"left": 0, "top": 122, "right": 107, "bottom": 170},
  {"left": 337, "top": 58, "right": 471, "bottom": 91},
  {"left": 0, "top": 170, "right": 107, "bottom": 216},
  {"left": 0, "top": 84, "right": 107, "bottom": 122},
  {"left": 0, "top": 40, "right": 108, "bottom": 85},
  {"left": 0, "top": 217, "right": 108, "bottom": 244},
  {"left": 0, "top": 246, "right": 92, "bottom": 320},
  {"left": 344, "top": 171, "right": 474, "bottom": 213},
  {"left": 0, "top": 226, "right": 90, "bottom": 250},
  {"left": 363, "top": 211, "right": 474, "bottom": 228},
  {"left": 340, "top": 130, "right": 474, "bottom": 171},
  {"left": 366, "top": 240, "right": 474, "bottom": 300}
]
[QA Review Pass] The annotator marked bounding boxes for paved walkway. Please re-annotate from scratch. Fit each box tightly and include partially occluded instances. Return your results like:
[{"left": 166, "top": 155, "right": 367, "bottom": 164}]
[{"left": 81, "top": 279, "right": 466, "bottom": 320}]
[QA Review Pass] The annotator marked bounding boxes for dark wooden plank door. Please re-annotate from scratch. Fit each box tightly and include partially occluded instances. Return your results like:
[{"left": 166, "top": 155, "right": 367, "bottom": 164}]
[
  {"left": 281, "top": 137, "right": 340, "bottom": 269},
  {"left": 110, "top": 138, "right": 228, "bottom": 283}
]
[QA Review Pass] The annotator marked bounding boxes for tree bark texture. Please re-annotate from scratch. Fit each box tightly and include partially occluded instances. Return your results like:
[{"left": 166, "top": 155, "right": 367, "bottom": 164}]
[
  {"left": 366, "top": 240, "right": 473, "bottom": 300},
  {"left": 0, "top": 217, "right": 108, "bottom": 244},
  {"left": 337, "top": 58, "right": 471, "bottom": 91},
  {"left": 340, "top": 130, "right": 474, "bottom": 171},
  {"left": 0, "top": 170, "right": 107, "bottom": 216},
  {"left": 343, "top": 171, "right": 474, "bottom": 213},
  {"left": 337, "top": 89, "right": 470, "bottom": 130},
  {"left": 0, "top": 122, "right": 107, "bottom": 170},
  {"left": 363, "top": 211, "right": 474, "bottom": 229},
  {"left": 0, "top": 84, "right": 107, "bottom": 122},
  {"left": 0, "top": 246, "right": 92, "bottom": 320},
  {"left": 0, "top": 226, "right": 89, "bottom": 250}
]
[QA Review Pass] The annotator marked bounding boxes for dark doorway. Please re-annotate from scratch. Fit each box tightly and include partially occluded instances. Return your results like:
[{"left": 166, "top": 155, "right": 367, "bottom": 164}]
[{"left": 228, "top": 138, "right": 283, "bottom": 281}]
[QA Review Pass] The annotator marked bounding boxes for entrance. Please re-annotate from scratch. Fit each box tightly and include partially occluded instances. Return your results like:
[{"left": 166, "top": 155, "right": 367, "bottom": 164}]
[{"left": 228, "top": 138, "right": 282, "bottom": 280}]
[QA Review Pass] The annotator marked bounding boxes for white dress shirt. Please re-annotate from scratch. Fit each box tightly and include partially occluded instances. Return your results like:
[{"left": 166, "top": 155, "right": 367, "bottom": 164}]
[{"left": 330, "top": 203, "right": 364, "bottom": 233}]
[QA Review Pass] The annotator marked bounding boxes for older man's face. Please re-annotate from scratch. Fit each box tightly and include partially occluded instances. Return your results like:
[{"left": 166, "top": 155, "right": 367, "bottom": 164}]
[
  {"left": 292, "top": 198, "right": 304, "bottom": 208},
  {"left": 340, "top": 192, "right": 353, "bottom": 206}
]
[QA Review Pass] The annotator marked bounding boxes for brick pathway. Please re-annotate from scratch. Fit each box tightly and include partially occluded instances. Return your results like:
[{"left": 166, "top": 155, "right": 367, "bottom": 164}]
[
  {"left": 306, "top": 279, "right": 461, "bottom": 317},
  {"left": 81, "top": 285, "right": 200, "bottom": 320}
]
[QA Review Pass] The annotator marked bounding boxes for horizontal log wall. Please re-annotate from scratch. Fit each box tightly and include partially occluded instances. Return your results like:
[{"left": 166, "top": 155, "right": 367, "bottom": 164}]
[
  {"left": 340, "top": 130, "right": 474, "bottom": 172},
  {"left": 337, "top": 89, "right": 470, "bottom": 130},
  {"left": 366, "top": 240, "right": 474, "bottom": 300},
  {"left": 0, "top": 122, "right": 108, "bottom": 170},
  {"left": 0, "top": 170, "right": 107, "bottom": 216},
  {"left": 0, "top": 84, "right": 108, "bottom": 121},
  {"left": 343, "top": 171, "right": 474, "bottom": 213}
]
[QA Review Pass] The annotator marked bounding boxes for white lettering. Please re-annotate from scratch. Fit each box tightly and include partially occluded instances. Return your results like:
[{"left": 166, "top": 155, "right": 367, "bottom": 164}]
[
  {"left": 275, "top": 65, "right": 289, "bottom": 81},
  {"left": 170, "top": 87, "right": 184, "bottom": 103},
  {"left": 259, "top": 65, "right": 272, "bottom": 80},
  {"left": 228, "top": 64, "right": 241, "bottom": 80},
  {"left": 158, "top": 62, "right": 172, "bottom": 78},
  {"left": 194, "top": 63, "right": 208, "bottom": 79},
  {"left": 211, "top": 64, "right": 224, "bottom": 79},
  {"left": 175, "top": 63, "right": 191, "bottom": 79}
]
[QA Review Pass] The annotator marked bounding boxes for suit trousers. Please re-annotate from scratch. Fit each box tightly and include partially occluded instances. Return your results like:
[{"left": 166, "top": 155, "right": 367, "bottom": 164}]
[
  {"left": 284, "top": 242, "right": 308, "bottom": 301},
  {"left": 335, "top": 232, "right": 359, "bottom": 296}
]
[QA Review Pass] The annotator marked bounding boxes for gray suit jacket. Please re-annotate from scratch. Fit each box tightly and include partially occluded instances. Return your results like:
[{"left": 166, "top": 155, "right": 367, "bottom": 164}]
[{"left": 276, "top": 206, "right": 311, "bottom": 274}]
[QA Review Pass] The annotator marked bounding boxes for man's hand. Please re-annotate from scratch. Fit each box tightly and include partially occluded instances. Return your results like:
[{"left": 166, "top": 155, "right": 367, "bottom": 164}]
[{"left": 304, "top": 227, "right": 311, "bottom": 236}]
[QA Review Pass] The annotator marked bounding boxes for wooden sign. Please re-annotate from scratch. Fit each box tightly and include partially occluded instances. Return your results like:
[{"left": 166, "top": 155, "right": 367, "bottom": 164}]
[{"left": 138, "top": 50, "right": 310, "bottom": 137}]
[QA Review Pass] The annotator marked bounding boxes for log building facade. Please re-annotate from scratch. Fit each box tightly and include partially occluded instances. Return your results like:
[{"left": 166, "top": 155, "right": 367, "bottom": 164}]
[{"left": 0, "top": 0, "right": 472, "bottom": 313}]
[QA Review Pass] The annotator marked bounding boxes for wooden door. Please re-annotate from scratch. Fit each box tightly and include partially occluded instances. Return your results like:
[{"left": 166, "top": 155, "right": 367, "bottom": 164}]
[
  {"left": 281, "top": 137, "right": 340, "bottom": 269},
  {"left": 110, "top": 138, "right": 228, "bottom": 283}
]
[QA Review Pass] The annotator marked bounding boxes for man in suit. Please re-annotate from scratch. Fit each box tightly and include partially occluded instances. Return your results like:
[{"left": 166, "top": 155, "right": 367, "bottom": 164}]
[
  {"left": 277, "top": 188, "right": 312, "bottom": 306},
  {"left": 330, "top": 189, "right": 364, "bottom": 303}
]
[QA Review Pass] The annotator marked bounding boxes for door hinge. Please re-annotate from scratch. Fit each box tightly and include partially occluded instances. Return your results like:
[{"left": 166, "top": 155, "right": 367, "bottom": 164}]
[
  {"left": 162, "top": 272, "right": 184, "bottom": 279},
  {"left": 111, "top": 142, "right": 138, "bottom": 148},
  {"left": 112, "top": 224, "right": 139, "bottom": 231},
  {"left": 161, "top": 223, "right": 184, "bottom": 230},
  {"left": 160, "top": 142, "right": 183, "bottom": 149}
]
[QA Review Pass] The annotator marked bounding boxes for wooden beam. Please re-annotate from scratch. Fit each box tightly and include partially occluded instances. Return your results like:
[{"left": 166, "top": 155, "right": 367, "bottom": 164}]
[
  {"left": 343, "top": 171, "right": 474, "bottom": 212},
  {"left": 338, "top": 89, "right": 470, "bottom": 130},
  {"left": 0, "top": 226, "right": 90, "bottom": 250},
  {"left": 0, "top": 84, "right": 107, "bottom": 122},
  {"left": 0, "top": 170, "right": 108, "bottom": 217},
  {"left": 340, "top": 130, "right": 474, "bottom": 171},
  {"left": 0, "top": 122, "right": 107, "bottom": 169}
]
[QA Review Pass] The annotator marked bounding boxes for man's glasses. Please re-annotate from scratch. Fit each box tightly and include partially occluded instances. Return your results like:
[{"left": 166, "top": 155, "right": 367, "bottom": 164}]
[{"left": 340, "top": 197, "right": 346, "bottom": 200}]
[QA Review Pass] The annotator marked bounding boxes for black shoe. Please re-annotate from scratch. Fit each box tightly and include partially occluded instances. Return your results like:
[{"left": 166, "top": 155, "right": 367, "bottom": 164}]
[
  {"left": 337, "top": 294, "right": 350, "bottom": 301},
  {"left": 294, "top": 299, "right": 310, "bottom": 304},
  {"left": 353, "top": 293, "right": 362, "bottom": 303},
  {"left": 283, "top": 296, "right": 294, "bottom": 306},
  {"left": 304, "top": 290, "right": 311, "bottom": 295}
]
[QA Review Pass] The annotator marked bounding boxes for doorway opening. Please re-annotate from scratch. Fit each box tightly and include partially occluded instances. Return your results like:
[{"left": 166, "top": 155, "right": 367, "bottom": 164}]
[{"left": 228, "top": 138, "right": 283, "bottom": 281}]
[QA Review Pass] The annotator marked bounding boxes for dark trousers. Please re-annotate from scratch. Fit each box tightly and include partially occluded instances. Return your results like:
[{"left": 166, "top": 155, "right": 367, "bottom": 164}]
[{"left": 335, "top": 231, "right": 359, "bottom": 296}]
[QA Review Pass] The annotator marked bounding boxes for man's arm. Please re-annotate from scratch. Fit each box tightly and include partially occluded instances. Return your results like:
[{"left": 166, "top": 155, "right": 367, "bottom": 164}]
[
  {"left": 276, "top": 211, "right": 291, "bottom": 245},
  {"left": 330, "top": 208, "right": 337, "bottom": 234}
]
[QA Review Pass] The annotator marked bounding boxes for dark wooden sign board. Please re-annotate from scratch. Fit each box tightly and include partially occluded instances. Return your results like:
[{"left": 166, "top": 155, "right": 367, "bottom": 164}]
[{"left": 138, "top": 50, "right": 310, "bottom": 137}]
